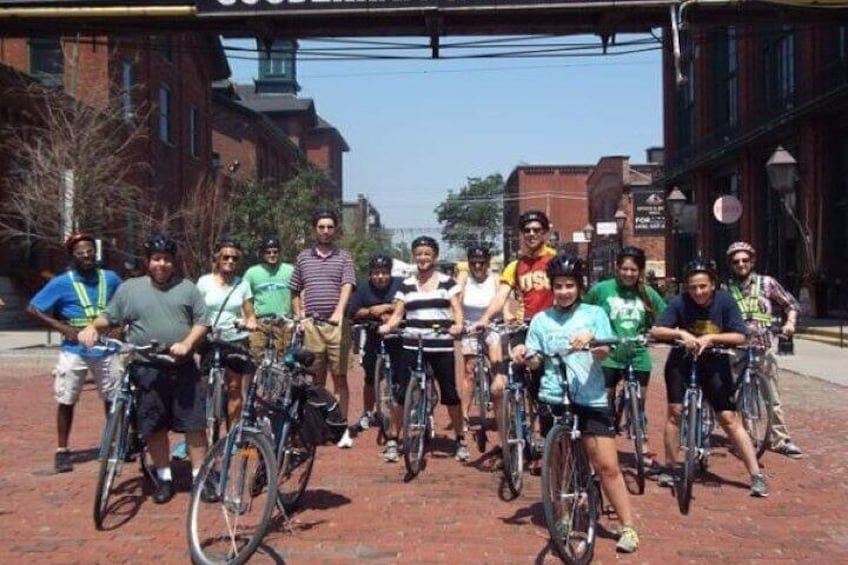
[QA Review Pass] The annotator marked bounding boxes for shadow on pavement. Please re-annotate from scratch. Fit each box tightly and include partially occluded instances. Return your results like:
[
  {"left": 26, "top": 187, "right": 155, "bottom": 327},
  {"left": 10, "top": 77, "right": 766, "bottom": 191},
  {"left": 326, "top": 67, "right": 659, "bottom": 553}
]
[
  {"left": 298, "top": 488, "right": 351, "bottom": 511},
  {"left": 96, "top": 475, "right": 149, "bottom": 531}
]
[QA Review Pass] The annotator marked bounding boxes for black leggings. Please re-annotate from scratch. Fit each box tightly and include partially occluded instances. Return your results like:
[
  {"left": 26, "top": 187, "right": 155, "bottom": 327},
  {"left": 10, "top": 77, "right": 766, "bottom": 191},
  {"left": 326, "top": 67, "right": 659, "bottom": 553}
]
[{"left": 393, "top": 349, "right": 460, "bottom": 406}]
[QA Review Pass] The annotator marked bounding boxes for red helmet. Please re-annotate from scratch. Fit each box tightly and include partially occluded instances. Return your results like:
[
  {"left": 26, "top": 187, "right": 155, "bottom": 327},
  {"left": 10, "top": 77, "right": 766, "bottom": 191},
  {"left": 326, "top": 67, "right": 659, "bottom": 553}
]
[{"left": 64, "top": 232, "right": 96, "bottom": 253}]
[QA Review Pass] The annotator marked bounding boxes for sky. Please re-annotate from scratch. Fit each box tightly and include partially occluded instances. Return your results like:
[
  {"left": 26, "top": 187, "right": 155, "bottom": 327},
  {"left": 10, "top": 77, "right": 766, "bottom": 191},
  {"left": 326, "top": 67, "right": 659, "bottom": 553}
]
[{"left": 223, "top": 35, "right": 663, "bottom": 238}]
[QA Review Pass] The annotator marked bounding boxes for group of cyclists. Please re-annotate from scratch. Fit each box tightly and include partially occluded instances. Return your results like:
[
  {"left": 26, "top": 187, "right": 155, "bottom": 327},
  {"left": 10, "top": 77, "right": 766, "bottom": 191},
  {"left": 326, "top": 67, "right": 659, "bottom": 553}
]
[{"left": 27, "top": 206, "right": 804, "bottom": 556}]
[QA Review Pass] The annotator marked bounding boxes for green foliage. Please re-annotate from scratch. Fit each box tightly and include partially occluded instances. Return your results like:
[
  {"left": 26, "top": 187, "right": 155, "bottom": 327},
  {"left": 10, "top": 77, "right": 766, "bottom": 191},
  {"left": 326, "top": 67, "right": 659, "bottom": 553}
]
[
  {"left": 341, "top": 229, "right": 392, "bottom": 279},
  {"left": 434, "top": 174, "right": 504, "bottom": 253}
]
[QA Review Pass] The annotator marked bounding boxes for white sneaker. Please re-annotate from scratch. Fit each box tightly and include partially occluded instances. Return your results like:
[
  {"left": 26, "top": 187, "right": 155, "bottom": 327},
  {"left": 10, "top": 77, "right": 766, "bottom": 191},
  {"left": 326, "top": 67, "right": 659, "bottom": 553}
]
[
  {"left": 383, "top": 440, "right": 400, "bottom": 463},
  {"left": 337, "top": 428, "right": 354, "bottom": 449},
  {"left": 359, "top": 412, "right": 371, "bottom": 430}
]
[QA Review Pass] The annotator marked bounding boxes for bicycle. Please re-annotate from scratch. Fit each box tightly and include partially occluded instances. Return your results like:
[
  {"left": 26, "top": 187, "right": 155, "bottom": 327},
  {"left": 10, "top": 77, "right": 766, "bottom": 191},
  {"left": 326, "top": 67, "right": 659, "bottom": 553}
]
[
  {"left": 610, "top": 335, "right": 651, "bottom": 494},
  {"left": 352, "top": 321, "right": 399, "bottom": 445},
  {"left": 401, "top": 324, "right": 450, "bottom": 479},
  {"left": 205, "top": 326, "right": 252, "bottom": 445},
  {"left": 732, "top": 325, "right": 776, "bottom": 459},
  {"left": 539, "top": 338, "right": 616, "bottom": 565},
  {"left": 93, "top": 338, "right": 173, "bottom": 531},
  {"left": 465, "top": 323, "right": 495, "bottom": 453},
  {"left": 676, "top": 345, "right": 722, "bottom": 516}
]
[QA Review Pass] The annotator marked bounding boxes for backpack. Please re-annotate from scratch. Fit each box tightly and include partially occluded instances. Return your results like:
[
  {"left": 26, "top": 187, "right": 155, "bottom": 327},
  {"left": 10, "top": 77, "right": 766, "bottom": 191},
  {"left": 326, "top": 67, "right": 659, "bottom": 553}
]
[{"left": 298, "top": 384, "right": 348, "bottom": 445}]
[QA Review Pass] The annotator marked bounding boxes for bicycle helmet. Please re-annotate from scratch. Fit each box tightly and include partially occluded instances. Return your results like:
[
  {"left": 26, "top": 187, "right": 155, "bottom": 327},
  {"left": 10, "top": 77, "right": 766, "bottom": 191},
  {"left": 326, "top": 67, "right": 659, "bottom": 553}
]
[
  {"left": 726, "top": 241, "right": 756, "bottom": 259},
  {"left": 617, "top": 246, "right": 647, "bottom": 270},
  {"left": 546, "top": 252, "right": 586, "bottom": 283},
  {"left": 466, "top": 244, "right": 491, "bottom": 261},
  {"left": 214, "top": 236, "right": 241, "bottom": 253},
  {"left": 259, "top": 235, "right": 280, "bottom": 251},
  {"left": 143, "top": 233, "right": 178, "bottom": 257},
  {"left": 368, "top": 252, "right": 393, "bottom": 271},
  {"left": 64, "top": 232, "right": 96, "bottom": 252},
  {"left": 411, "top": 235, "right": 439, "bottom": 254},
  {"left": 518, "top": 209, "right": 550, "bottom": 231},
  {"left": 684, "top": 257, "right": 717, "bottom": 280}
]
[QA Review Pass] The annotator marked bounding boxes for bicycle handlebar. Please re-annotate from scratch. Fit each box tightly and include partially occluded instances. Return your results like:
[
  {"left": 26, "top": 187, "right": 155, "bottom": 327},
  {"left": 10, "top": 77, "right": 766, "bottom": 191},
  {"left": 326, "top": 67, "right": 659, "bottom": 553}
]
[{"left": 94, "top": 338, "right": 177, "bottom": 363}]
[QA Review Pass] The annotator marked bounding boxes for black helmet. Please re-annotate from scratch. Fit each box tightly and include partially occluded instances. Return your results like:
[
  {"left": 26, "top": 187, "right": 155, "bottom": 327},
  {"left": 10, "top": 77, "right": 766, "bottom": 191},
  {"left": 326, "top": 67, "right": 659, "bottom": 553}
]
[
  {"left": 368, "top": 253, "right": 393, "bottom": 271},
  {"left": 519, "top": 209, "right": 550, "bottom": 231},
  {"left": 411, "top": 235, "right": 439, "bottom": 254},
  {"left": 259, "top": 235, "right": 280, "bottom": 251},
  {"left": 684, "top": 257, "right": 717, "bottom": 280},
  {"left": 214, "top": 236, "right": 241, "bottom": 253},
  {"left": 143, "top": 233, "right": 177, "bottom": 257},
  {"left": 546, "top": 252, "right": 586, "bottom": 283},
  {"left": 617, "top": 246, "right": 647, "bottom": 270},
  {"left": 467, "top": 244, "right": 491, "bottom": 261}
]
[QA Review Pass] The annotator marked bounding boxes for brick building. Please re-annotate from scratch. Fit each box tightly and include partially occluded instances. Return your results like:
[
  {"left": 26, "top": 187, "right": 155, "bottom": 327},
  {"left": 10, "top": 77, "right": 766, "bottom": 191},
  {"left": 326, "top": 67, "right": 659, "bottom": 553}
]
[{"left": 661, "top": 23, "right": 848, "bottom": 315}]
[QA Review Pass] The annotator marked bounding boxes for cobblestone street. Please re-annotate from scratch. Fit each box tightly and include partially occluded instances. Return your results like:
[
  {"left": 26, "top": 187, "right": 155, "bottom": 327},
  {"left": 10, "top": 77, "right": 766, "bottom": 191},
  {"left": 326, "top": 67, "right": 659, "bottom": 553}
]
[{"left": 1, "top": 348, "right": 846, "bottom": 564}]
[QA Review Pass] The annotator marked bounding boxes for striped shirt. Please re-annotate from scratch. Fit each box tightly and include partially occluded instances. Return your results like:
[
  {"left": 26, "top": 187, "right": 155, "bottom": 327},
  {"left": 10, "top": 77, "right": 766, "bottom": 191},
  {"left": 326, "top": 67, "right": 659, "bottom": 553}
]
[
  {"left": 289, "top": 246, "right": 356, "bottom": 319},
  {"left": 396, "top": 272, "right": 459, "bottom": 352}
]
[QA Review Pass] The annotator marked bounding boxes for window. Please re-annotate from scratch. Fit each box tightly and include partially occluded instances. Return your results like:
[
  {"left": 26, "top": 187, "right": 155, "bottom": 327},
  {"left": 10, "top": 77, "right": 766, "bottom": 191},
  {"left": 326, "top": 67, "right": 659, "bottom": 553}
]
[
  {"left": 189, "top": 105, "right": 200, "bottom": 158},
  {"left": 714, "top": 27, "right": 738, "bottom": 130},
  {"left": 763, "top": 26, "right": 797, "bottom": 112},
  {"left": 29, "top": 37, "right": 63, "bottom": 87},
  {"left": 674, "top": 34, "right": 696, "bottom": 158},
  {"left": 158, "top": 84, "right": 172, "bottom": 143},
  {"left": 121, "top": 60, "right": 135, "bottom": 121}
]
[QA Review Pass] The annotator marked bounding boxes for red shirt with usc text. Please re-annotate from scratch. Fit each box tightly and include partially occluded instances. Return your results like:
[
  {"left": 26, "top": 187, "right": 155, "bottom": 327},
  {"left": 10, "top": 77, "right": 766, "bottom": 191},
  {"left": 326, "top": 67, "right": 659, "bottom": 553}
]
[{"left": 500, "top": 245, "right": 556, "bottom": 321}]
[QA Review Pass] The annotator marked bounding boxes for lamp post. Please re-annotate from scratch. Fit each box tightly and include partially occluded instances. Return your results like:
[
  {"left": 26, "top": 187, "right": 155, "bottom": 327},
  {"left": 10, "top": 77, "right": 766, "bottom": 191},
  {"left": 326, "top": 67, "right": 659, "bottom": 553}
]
[
  {"left": 766, "top": 146, "right": 819, "bottom": 311},
  {"left": 666, "top": 187, "right": 686, "bottom": 287},
  {"left": 614, "top": 208, "right": 627, "bottom": 250},
  {"left": 582, "top": 223, "right": 594, "bottom": 283}
]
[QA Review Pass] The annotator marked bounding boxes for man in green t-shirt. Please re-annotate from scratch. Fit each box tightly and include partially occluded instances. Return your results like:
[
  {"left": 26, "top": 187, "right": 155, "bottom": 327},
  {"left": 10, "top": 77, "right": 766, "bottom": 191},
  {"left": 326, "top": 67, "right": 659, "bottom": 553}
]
[{"left": 243, "top": 235, "right": 295, "bottom": 358}]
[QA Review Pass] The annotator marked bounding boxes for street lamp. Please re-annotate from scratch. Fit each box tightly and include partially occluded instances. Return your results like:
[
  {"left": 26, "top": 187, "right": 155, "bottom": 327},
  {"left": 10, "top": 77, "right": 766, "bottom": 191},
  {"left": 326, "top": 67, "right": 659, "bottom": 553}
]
[
  {"left": 582, "top": 223, "right": 594, "bottom": 283},
  {"left": 614, "top": 208, "right": 627, "bottom": 249},
  {"left": 667, "top": 187, "right": 686, "bottom": 225},
  {"left": 582, "top": 223, "right": 595, "bottom": 242}
]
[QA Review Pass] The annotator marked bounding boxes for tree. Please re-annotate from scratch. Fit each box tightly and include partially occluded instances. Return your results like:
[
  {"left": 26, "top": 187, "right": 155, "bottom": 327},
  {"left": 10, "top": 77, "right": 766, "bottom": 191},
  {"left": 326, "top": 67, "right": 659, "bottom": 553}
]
[
  {"left": 341, "top": 228, "right": 392, "bottom": 279},
  {"left": 0, "top": 75, "right": 150, "bottom": 254},
  {"left": 434, "top": 174, "right": 504, "bottom": 253}
]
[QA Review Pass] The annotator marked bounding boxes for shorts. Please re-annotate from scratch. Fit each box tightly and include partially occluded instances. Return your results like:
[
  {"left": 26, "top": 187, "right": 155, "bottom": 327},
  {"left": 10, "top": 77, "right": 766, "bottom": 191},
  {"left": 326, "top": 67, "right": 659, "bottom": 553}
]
[
  {"left": 602, "top": 367, "right": 651, "bottom": 389},
  {"left": 537, "top": 401, "right": 617, "bottom": 439},
  {"left": 394, "top": 349, "right": 460, "bottom": 406},
  {"left": 132, "top": 362, "right": 205, "bottom": 438},
  {"left": 200, "top": 338, "right": 256, "bottom": 375},
  {"left": 302, "top": 318, "right": 351, "bottom": 377},
  {"left": 664, "top": 348, "right": 736, "bottom": 413},
  {"left": 460, "top": 330, "right": 501, "bottom": 356},
  {"left": 53, "top": 351, "right": 122, "bottom": 405},
  {"left": 249, "top": 324, "right": 292, "bottom": 364}
]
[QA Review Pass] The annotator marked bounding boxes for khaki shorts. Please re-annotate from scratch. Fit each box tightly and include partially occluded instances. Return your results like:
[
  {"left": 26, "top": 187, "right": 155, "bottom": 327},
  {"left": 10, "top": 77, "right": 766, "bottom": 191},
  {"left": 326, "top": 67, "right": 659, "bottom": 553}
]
[
  {"left": 249, "top": 325, "right": 292, "bottom": 364},
  {"left": 460, "top": 330, "right": 501, "bottom": 356},
  {"left": 53, "top": 351, "right": 122, "bottom": 405},
  {"left": 302, "top": 318, "right": 351, "bottom": 379}
]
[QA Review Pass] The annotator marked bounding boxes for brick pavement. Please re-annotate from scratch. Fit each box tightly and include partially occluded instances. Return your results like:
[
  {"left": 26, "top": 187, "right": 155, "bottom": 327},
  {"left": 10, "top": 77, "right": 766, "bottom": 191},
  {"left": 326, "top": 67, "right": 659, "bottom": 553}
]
[{"left": 1, "top": 348, "right": 846, "bottom": 564}]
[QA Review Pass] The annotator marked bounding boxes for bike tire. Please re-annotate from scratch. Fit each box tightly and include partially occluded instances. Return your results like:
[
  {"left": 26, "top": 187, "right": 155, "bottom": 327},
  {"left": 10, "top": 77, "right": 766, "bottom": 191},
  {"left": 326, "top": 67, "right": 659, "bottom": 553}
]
[
  {"left": 276, "top": 417, "right": 317, "bottom": 513},
  {"left": 628, "top": 384, "right": 646, "bottom": 495},
  {"left": 678, "top": 395, "right": 698, "bottom": 515},
  {"left": 500, "top": 389, "right": 524, "bottom": 497},
  {"left": 474, "top": 359, "right": 490, "bottom": 453},
  {"left": 93, "top": 397, "right": 128, "bottom": 530},
  {"left": 206, "top": 367, "right": 226, "bottom": 445},
  {"left": 739, "top": 372, "right": 774, "bottom": 459},
  {"left": 402, "top": 374, "right": 426, "bottom": 478},
  {"left": 541, "top": 424, "right": 597, "bottom": 565},
  {"left": 187, "top": 430, "right": 278, "bottom": 565},
  {"left": 374, "top": 356, "right": 392, "bottom": 445}
]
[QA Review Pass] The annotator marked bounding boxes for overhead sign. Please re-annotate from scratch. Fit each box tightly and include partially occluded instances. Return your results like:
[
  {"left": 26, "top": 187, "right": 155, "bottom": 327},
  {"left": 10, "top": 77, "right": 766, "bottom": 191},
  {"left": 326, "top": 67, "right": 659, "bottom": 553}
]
[
  {"left": 713, "top": 194, "right": 742, "bottom": 224},
  {"left": 595, "top": 221, "right": 618, "bottom": 236},
  {"left": 632, "top": 188, "right": 666, "bottom": 235}
]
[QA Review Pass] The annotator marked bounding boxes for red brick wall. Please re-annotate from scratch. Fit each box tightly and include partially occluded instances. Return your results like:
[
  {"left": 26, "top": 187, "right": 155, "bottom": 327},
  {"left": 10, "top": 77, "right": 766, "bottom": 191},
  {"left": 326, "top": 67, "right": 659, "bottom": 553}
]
[{"left": 515, "top": 166, "right": 591, "bottom": 246}]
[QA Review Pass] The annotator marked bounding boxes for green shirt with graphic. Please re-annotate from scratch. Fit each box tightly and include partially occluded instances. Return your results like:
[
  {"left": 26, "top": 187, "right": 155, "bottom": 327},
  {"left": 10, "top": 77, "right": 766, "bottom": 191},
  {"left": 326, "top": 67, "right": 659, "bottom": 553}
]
[
  {"left": 242, "top": 262, "right": 294, "bottom": 317},
  {"left": 584, "top": 278, "right": 666, "bottom": 371}
]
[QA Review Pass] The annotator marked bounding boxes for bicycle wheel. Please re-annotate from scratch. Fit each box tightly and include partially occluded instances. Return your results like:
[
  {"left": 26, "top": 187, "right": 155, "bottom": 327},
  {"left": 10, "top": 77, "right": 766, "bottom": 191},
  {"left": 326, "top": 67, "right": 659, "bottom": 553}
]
[
  {"left": 474, "top": 359, "right": 490, "bottom": 452},
  {"left": 627, "top": 383, "right": 646, "bottom": 495},
  {"left": 276, "top": 417, "right": 316, "bottom": 513},
  {"left": 500, "top": 388, "right": 524, "bottom": 496},
  {"left": 93, "top": 397, "right": 128, "bottom": 530},
  {"left": 206, "top": 367, "right": 226, "bottom": 445},
  {"left": 402, "top": 374, "right": 426, "bottom": 477},
  {"left": 541, "top": 424, "right": 597, "bottom": 565},
  {"left": 738, "top": 373, "right": 774, "bottom": 459},
  {"left": 678, "top": 394, "right": 699, "bottom": 515},
  {"left": 373, "top": 356, "right": 392, "bottom": 445},
  {"left": 187, "top": 430, "right": 278, "bottom": 565}
]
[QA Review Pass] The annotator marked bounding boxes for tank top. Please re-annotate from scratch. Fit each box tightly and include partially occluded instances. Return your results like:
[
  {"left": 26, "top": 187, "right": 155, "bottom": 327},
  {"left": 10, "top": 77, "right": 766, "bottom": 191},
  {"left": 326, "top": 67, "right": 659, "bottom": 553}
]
[{"left": 462, "top": 274, "right": 498, "bottom": 323}]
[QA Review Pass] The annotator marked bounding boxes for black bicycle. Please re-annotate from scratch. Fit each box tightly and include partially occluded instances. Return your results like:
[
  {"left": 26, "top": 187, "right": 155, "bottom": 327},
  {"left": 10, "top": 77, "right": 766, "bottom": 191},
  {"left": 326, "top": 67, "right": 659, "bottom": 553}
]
[
  {"left": 610, "top": 335, "right": 651, "bottom": 494},
  {"left": 733, "top": 327, "right": 775, "bottom": 459},
  {"left": 465, "top": 323, "right": 495, "bottom": 453},
  {"left": 353, "top": 321, "right": 399, "bottom": 445},
  {"left": 205, "top": 326, "right": 252, "bottom": 445},
  {"left": 93, "top": 338, "right": 173, "bottom": 531}
]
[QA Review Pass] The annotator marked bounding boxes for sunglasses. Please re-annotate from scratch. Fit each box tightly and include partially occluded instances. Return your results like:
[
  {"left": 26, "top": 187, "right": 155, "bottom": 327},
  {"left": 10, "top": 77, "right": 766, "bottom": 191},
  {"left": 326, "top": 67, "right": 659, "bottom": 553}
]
[
  {"left": 263, "top": 249, "right": 280, "bottom": 255},
  {"left": 221, "top": 255, "right": 240, "bottom": 262},
  {"left": 732, "top": 258, "right": 751, "bottom": 265},
  {"left": 523, "top": 227, "right": 544, "bottom": 235}
]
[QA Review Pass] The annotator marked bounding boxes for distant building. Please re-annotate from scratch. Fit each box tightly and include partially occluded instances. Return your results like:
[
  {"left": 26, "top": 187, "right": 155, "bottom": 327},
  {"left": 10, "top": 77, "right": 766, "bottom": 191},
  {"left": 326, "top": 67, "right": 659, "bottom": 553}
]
[{"left": 343, "top": 193, "right": 383, "bottom": 236}]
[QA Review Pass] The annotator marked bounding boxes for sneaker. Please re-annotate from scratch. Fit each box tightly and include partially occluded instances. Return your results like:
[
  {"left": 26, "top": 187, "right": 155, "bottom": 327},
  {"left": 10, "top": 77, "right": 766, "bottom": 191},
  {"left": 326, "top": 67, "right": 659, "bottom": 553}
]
[
  {"left": 773, "top": 441, "right": 803, "bottom": 459},
  {"left": 615, "top": 525, "right": 640, "bottom": 553},
  {"left": 337, "top": 428, "right": 354, "bottom": 449},
  {"left": 750, "top": 474, "right": 769, "bottom": 498},
  {"left": 383, "top": 440, "right": 400, "bottom": 463},
  {"left": 359, "top": 412, "right": 371, "bottom": 431},
  {"left": 54, "top": 449, "right": 73, "bottom": 473},
  {"left": 171, "top": 440, "right": 188, "bottom": 461},
  {"left": 200, "top": 471, "right": 221, "bottom": 503},
  {"left": 657, "top": 471, "right": 675, "bottom": 488},
  {"left": 455, "top": 439, "right": 470, "bottom": 462},
  {"left": 152, "top": 480, "right": 174, "bottom": 504}
]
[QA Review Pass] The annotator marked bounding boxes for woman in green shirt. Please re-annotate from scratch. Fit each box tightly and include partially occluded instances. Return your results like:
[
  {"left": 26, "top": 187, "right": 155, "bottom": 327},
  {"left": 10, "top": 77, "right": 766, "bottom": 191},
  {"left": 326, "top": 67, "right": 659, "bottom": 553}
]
[{"left": 584, "top": 246, "right": 666, "bottom": 463}]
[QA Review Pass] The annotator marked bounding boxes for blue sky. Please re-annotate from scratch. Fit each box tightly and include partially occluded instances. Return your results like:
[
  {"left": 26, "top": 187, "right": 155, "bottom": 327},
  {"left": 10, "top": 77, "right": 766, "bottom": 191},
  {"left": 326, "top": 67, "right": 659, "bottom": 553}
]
[{"left": 224, "top": 36, "right": 663, "bottom": 237}]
